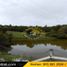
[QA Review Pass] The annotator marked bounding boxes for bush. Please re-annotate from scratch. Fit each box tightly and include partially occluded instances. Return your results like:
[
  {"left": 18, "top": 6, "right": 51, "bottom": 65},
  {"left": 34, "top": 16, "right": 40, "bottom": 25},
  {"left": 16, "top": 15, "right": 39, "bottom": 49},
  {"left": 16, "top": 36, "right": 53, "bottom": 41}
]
[
  {"left": 46, "top": 32, "right": 67, "bottom": 39},
  {"left": 56, "top": 34, "right": 67, "bottom": 39},
  {"left": 0, "top": 32, "right": 13, "bottom": 46}
]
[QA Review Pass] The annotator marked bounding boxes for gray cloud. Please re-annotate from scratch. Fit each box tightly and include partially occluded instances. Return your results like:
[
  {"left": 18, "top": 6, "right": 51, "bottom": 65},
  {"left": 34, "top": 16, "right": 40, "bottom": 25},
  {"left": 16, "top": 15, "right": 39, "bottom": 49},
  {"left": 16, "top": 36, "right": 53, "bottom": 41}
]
[{"left": 0, "top": 0, "right": 67, "bottom": 26}]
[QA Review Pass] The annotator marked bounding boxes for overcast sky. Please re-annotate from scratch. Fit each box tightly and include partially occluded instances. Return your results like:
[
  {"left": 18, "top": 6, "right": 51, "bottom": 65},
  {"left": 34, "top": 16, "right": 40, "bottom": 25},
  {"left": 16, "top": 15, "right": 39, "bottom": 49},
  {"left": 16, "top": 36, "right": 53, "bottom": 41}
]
[{"left": 0, "top": 0, "right": 67, "bottom": 26}]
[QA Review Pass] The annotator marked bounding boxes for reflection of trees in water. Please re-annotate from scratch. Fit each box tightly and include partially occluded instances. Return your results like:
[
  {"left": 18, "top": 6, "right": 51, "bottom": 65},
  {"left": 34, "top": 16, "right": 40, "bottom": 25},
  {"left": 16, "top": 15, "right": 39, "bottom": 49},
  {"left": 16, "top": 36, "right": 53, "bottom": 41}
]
[
  {"left": 0, "top": 38, "right": 65, "bottom": 54},
  {"left": 13, "top": 39, "right": 67, "bottom": 49}
]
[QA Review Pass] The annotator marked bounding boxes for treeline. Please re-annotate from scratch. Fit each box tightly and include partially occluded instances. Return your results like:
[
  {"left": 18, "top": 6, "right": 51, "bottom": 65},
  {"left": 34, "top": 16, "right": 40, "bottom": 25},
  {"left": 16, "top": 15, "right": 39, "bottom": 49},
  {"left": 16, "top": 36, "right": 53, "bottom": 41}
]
[
  {"left": 0, "top": 24, "right": 67, "bottom": 40},
  {"left": 0, "top": 25, "right": 28, "bottom": 32},
  {"left": 43, "top": 25, "right": 67, "bottom": 39},
  {"left": 0, "top": 24, "right": 67, "bottom": 32}
]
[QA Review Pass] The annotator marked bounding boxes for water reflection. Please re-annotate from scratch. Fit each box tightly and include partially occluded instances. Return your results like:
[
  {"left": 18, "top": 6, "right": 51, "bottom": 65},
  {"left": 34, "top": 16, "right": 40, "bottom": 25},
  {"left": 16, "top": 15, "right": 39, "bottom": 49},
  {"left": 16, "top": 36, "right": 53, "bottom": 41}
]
[
  {"left": 13, "top": 39, "right": 67, "bottom": 49},
  {"left": 9, "top": 43, "right": 67, "bottom": 60}
]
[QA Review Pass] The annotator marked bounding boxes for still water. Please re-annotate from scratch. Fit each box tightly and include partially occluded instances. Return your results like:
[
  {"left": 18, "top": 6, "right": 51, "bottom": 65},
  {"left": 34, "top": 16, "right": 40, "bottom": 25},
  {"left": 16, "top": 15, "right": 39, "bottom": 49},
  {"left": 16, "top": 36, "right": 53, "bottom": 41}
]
[{"left": 8, "top": 39, "right": 67, "bottom": 60}]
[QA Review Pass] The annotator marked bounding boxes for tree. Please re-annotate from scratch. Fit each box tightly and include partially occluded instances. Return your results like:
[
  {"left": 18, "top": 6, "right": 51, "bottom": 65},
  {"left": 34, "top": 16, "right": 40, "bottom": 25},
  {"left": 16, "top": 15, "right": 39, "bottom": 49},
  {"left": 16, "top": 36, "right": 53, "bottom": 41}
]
[{"left": 58, "top": 26, "right": 67, "bottom": 34}]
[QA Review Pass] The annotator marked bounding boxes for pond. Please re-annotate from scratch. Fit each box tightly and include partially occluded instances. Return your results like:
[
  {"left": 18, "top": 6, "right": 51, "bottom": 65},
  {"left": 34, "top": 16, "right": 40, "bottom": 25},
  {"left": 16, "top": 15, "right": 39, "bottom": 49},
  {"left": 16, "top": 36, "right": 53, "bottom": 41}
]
[{"left": 8, "top": 39, "right": 67, "bottom": 60}]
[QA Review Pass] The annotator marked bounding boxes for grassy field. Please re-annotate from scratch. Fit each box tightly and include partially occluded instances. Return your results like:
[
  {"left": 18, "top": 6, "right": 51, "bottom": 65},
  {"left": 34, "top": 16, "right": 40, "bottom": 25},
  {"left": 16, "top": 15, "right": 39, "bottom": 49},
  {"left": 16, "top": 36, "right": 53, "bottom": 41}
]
[
  {"left": 7, "top": 31, "right": 27, "bottom": 39},
  {"left": 7, "top": 31, "right": 46, "bottom": 39}
]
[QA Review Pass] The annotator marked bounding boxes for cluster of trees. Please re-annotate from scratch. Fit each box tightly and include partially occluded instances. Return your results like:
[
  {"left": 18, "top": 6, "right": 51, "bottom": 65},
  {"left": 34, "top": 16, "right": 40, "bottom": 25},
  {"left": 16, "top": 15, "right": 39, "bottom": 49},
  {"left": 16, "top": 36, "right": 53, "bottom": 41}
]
[
  {"left": 0, "top": 25, "right": 28, "bottom": 32},
  {"left": 0, "top": 30, "right": 13, "bottom": 49},
  {"left": 25, "top": 27, "right": 43, "bottom": 37},
  {"left": 44, "top": 25, "right": 67, "bottom": 39}
]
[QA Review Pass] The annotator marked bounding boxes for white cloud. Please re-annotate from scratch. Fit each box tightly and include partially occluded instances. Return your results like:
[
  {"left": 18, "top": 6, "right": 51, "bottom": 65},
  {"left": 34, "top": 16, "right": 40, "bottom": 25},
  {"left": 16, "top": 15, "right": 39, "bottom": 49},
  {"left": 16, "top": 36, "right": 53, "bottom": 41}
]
[{"left": 0, "top": 0, "right": 67, "bottom": 26}]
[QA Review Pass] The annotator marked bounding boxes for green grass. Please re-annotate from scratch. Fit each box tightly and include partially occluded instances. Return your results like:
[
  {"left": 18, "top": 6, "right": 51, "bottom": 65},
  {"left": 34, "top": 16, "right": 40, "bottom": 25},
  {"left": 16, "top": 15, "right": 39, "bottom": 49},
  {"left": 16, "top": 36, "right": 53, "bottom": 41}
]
[
  {"left": 0, "top": 52, "right": 34, "bottom": 61},
  {"left": 7, "top": 31, "right": 26, "bottom": 39},
  {"left": 0, "top": 52, "right": 23, "bottom": 61},
  {"left": 7, "top": 31, "right": 45, "bottom": 39}
]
